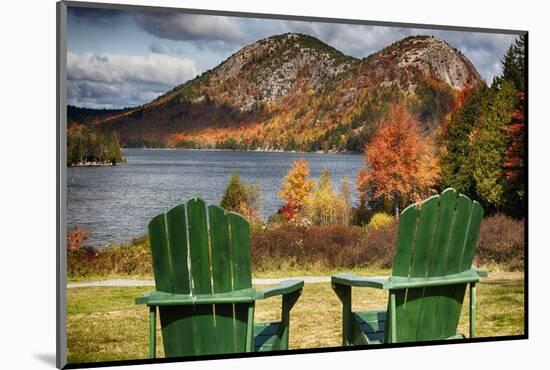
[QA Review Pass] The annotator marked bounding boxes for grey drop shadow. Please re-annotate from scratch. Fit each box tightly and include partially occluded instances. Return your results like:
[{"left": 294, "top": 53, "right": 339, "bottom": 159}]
[{"left": 34, "top": 353, "right": 57, "bottom": 367}]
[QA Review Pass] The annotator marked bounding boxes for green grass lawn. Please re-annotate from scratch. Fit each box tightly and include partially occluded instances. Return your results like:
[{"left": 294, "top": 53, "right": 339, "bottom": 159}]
[{"left": 67, "top": 271, "right": 525, "bottom": 364}]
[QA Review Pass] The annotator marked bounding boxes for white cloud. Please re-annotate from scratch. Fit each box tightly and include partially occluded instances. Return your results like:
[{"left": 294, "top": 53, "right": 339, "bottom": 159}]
[
  {"left": 67, "top": 52, "right": 198, "bottom": 108},
  {"left": 134, "top": 13, "right": 243, "bottom": 43}
]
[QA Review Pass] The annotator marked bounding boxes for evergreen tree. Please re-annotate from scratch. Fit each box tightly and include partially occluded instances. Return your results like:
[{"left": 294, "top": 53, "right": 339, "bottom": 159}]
[
  {"left": 499, "top": 35, "right": 526, "bottom": 92},
  {"left": 220, "top": 171, "right": 261, "bottom": 221},
  {"left": 220, "top": 171, "right": 248, "bottom": 212},
  {"left": 470, "top": 81, "right": 517, "bottom": 209},
  {"left": 440, "top": 86, "right": 489, "bottom": 194}
]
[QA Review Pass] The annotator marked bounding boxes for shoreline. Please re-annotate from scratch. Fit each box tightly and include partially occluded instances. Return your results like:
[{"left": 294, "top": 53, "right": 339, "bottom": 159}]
[
  {"left": 122, "top": 147, "right": 362, "bottom": 155},
  {"left": 69, "top": 162, "right": 120, "bottom": 167}
]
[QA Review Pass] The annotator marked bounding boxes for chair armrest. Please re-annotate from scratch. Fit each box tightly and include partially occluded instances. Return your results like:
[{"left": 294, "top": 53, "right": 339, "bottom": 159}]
[
  {"left": 135, "top": 288, "right": 257, "bottom": 306},
  {"left": 331, "top": 273, "right": 389, "bottom": 289},
  {"left": 387, "top": 269, "right": 484, "bottom": 289},
  {"left": 474, "top": 269, "right": 488, "bottom": 278},
  {"left": 256, "top": 279, "right": 304, "bottom": 299},
  {"left": 332, "top": 269, "right": 487, "bottom": 291}
]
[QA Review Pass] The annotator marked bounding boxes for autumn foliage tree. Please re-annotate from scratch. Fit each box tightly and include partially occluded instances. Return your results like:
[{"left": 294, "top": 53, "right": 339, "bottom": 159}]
[
  {"left": 503, "top": 91, "right": 525, "bottom": 212},
  {"left": 279, "top": 159, "right": 315, "bottom": 221},
  {"left": 356, "top": 104, "right": 440, "bottom": 217},
  {"left": 306, "top": 170, "right": 351, "bottom": 225}
]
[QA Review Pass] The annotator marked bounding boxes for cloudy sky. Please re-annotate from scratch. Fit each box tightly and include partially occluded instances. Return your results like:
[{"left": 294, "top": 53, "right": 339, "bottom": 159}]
[{"left": 67, "top": 6, "right": 520, "bottom": 109}]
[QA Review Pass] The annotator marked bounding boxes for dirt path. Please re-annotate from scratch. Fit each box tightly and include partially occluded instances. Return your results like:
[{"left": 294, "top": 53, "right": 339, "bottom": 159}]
[
  {"left": 66, "top": 271, "right": 523, "bottom": 288},
  {"left": 67, "top": 276, "right": 332, "bottom": 288}
]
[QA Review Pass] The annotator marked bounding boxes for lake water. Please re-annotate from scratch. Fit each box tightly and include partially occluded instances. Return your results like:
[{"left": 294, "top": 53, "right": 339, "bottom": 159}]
[{"left": 67, "top": 149, "right": 364, "bottom": 247}]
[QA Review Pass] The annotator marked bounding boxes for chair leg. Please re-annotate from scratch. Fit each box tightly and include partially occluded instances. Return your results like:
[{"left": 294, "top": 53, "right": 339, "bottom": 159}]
[
  {"left": 280, "top": 290, "right": 302, "bottom": 350},
  {"left": 389, "top": 292, "right": 397, "bottom": 344},
  {"left": 470, "top": 283, "right": 476, "bottom": 338},
  {"left": 149, "top": 305, "right": 156, "bottom": 359},
  {"left": 245, "top": 303, "right": 255, "bottom": 352},
  {"left": 332, "top": 284, "right": 352, "bottom": 346}
]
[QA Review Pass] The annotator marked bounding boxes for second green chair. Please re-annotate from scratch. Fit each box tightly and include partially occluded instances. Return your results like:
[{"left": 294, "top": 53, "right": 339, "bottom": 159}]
[{"left": 332, "top": 188, "right": 487, "bottom": 345}]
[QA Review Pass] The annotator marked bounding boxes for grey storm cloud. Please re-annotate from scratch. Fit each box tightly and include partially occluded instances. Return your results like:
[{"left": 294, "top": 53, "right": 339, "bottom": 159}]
[
  {"left": 134, "top": 13, "right": 244, "bottom": 43},
  {"left": 68, "top": 7, "right": 129, "bottom": 26},
  {"left": 67, "top": 51, "right": 198, "bottom": 109}
]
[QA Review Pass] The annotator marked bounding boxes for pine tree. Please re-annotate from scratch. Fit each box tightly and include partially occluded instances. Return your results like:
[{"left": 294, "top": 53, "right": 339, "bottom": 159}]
[
  {"left": 220, "top": 171, "right": 262, "bottom": 221},
  {"left": 499, "top": 35, "right": 525, "bottom": 92},
  {"left": 440, "top": 86, "right": 489, "bottom": 194},
  {"left": 470, "top": 81, "right": 517, "bottom": 209},
  {"left": 220, "top": 171, "right": 248, "bottom": 212}
]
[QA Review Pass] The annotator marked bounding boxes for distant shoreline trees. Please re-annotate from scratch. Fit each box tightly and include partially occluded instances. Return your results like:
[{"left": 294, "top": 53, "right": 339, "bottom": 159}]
[{"left": 67, "top": 124, "right": 124, "bottom": 166}]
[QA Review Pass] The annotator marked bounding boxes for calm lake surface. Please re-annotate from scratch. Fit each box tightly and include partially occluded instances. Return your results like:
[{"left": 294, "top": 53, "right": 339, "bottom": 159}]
[{"left": 67, "top": 149, "right": 364, "bottom": 247}]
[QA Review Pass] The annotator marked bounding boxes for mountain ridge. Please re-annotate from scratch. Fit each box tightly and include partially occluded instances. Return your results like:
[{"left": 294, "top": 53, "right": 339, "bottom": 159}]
[{"left": 69, "top": 33, "right": 485, "bottom": 152}]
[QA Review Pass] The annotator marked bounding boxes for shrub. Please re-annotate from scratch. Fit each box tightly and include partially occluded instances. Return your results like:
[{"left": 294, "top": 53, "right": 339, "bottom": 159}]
[
  {"left": 68, "top": 236, "right": 152, "bottom": 278},
  {"left": 67, "top": 214, "right": 523, "bottom": 278},
  {"left": 67, "top": 224, "right": 90, "bottom": 252},
  {"left": 367, "top": 212, "right": 394, "bottom": 230},
  {"left": 251, "top": 222, "right": 397, "bottom": 271},
  {"left": 267, "top": 211, "right": 286, "bottom": 225},
  {"left": 476, "top": 214, "right": 524, "bottom": 270}
]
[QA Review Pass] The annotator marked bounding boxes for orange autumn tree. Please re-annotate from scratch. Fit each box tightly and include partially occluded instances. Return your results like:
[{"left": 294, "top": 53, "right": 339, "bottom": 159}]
[
  {"left": 279, "top": 159, "right": 315, "bottom": 221},
  {"left": 356, "top": 104, "right": 440, "bottom": 217}
]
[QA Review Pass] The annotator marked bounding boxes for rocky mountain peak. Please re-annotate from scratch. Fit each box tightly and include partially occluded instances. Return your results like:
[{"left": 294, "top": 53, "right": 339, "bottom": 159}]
[
  {"left": 368, "top": 35, "right": 484, "bottom": 91},
  {"left": 201, "top": 33, "right": 357, "bottom": 110}
]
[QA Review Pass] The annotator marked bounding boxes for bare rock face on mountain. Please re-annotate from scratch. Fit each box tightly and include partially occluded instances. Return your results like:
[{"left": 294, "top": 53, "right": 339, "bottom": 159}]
[
  {"left": 206, "top": 33, "right": 355, "bottom": 110},
  {"left": 378, "top": 36, "right": 483, "bottom": 91},
  {"left": 159, "top": 33, "right": 357, "bottom": 112},
  {"left": 77, "top": 34, "right": 486, "bottom": 150}
]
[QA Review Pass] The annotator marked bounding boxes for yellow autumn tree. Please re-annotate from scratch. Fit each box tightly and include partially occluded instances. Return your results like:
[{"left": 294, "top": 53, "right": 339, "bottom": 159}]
[
  {"left": 307, "top": 169, "right": 336, "bottom": 225},
  {"left": 279, "top": 159, "right": 315, "bottom": 221},
  {"left": 306, "top": 170, "right": 351, "bottom": 225}
]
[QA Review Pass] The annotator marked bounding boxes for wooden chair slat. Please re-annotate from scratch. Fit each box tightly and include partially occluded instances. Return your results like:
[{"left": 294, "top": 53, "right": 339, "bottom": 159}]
[
  {"left": 230, "top": 212, "right": 252, "bottom": 290},
  {"left": 186, "top": 198, "right": 217, "bottom": 354},
  {"left": 208, "top": 205, "right": 237, "bottom": 353}
]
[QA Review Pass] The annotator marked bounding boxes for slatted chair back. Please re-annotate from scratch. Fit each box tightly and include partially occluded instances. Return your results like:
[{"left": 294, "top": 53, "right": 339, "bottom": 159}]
[
  {"left": 148, "top": 198, "right": 253, "bottom": 356},
  {"left": 386, "top": 188, "right": 484, "bottom": 342}
]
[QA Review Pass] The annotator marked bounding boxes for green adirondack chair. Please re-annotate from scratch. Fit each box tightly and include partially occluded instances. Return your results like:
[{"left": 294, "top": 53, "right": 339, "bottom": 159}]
[
  {"left": 136, "top": 198, "right": 304, "bottom": 358},
  {"left": 331, "top": 188, "right": 487, "bottom": 345}
]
